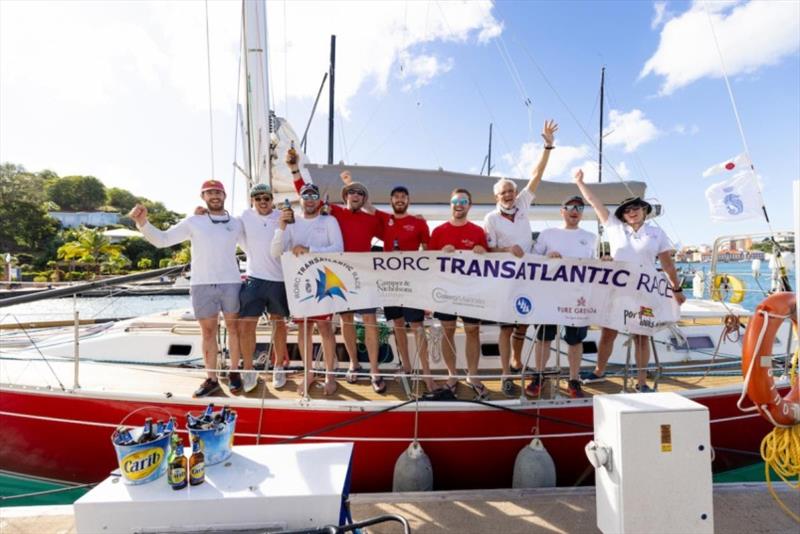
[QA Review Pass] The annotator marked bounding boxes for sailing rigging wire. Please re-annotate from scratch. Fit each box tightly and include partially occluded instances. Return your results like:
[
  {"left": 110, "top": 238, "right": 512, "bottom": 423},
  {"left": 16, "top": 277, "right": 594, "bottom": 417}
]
[
  {"left": 230, "top": 19, "right": 244, "bottom": 209},
  {"left": 282, "top": 0, "right": 289, "bottom": 119},
  {"left": 203, "top": 0, "right": 216, "bottom": 180}
]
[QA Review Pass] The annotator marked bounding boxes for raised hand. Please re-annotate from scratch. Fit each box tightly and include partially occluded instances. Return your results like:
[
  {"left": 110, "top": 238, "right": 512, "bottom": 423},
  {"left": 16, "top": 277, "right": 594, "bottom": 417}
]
[
  {"left": 286, "top": 147, "right": 299, "bottom": 167},
  {"left": 193, "top": 206, "right": 208, "bottom": 216},
  {"left": 574, "top": 169, "right": 585, "bottom": 185},
  {"left": 340, "top": 170, "right": 352, "bottom": 185},
  {"left": 541, "top": 119, "right": 558, "bottom": 146},
  {"left": 128, "top": 204, "right": 148, "bottom": 227}
]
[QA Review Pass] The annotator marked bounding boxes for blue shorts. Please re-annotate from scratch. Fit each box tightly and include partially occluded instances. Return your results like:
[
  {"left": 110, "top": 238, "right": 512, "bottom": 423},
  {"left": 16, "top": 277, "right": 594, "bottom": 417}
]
[
  {"left": 340, "top": 308, "right": 378, "bottom": 316},
  {"left": 433, "top": 312, "right": 480, "bottom": 325},
  {"left": 535, "top": 324, "right": 588, "bottom": 346},
  {"left": 384, "top": 306, "right": 425, "bottom": 324},
  {"left": 190, "top": 283, "right": 241, "bottom": 320},
  {"left": 239, "top": 277, "right": 290, "bottom": 318}
]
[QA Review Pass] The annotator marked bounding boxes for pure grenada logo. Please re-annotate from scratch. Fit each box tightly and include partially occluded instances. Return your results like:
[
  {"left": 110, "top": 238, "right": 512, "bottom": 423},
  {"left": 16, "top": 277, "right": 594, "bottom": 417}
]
[{"left": 121, "top": 448, "right": 164, "bottom": 480}]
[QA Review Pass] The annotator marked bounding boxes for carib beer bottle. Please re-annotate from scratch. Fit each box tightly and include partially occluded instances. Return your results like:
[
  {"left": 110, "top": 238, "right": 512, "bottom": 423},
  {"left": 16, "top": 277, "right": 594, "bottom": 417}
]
[
  {"left": 189, "top": 435, "right": 205, "bottom": 486},
  {"left": 168, "top": 440, "right": 187, "bottom": 490}
]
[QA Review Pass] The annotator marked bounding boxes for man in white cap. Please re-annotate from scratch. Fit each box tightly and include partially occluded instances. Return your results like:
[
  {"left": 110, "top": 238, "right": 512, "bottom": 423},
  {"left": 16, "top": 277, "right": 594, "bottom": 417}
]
[{"left": 129, "top": 179, "right": 244, "bottom": 397}]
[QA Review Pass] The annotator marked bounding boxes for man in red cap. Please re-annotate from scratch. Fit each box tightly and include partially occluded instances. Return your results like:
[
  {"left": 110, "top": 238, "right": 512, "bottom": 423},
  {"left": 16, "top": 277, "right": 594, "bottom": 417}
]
[{"left": 130, "top": 179, "right": 244, "bottom": 397}]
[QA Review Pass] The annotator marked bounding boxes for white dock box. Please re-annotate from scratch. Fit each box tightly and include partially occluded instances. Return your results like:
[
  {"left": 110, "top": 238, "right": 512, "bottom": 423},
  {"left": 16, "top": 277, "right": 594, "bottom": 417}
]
[
  {"left": 74, "top": 443, "right": 353, "bottom": 533},
  {"left": 591, "top": 392, "right": 713, "bottom": 534}
]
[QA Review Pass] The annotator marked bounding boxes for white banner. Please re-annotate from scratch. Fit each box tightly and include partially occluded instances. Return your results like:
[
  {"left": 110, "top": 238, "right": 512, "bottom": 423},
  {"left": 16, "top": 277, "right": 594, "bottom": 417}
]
[{"left": 281, "top": 252, "right": 680, "bottom": 335}]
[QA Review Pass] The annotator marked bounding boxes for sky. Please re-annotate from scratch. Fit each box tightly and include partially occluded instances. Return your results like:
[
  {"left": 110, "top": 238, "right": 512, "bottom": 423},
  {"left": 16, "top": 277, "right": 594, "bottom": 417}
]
[{"left": 1, "top": 0, "right": 798, "bottom": 247}]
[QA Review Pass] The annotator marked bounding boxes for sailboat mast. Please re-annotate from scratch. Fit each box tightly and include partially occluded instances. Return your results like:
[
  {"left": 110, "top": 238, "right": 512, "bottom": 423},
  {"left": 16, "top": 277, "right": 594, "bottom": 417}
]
[
  {"left": 487, "top": 123, "right": 493, "bottom": 176},
  {"left": 242, "top": 0, "right": 271, "bottom": 191},
  {"left": 598, "top": 66, "right": 605, "bottom": 184},
  {"left": 328, "top": 35, "right": 336, "bottom": 165}
]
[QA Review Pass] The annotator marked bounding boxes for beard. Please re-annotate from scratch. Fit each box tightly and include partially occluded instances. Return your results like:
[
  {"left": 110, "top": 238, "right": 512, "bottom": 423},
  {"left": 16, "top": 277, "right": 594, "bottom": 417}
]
[{"left": 392, "top": 203, "right": 408, "bottom": 215}]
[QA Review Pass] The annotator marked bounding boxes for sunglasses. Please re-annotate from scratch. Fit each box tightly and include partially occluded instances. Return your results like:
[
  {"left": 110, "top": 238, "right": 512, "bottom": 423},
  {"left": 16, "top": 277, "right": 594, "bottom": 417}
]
[
  {"left": 450, "top": 197, "right": 470, "bottom": 206},
  {"left": 346, "top": 189, "right": 366, "bottom": 197},
  {"left": 301, "top": 192, "right": 320, "bottom": 200},
  {"left": 623, "top": 205, "right": 644, "bottom": 214},
  {"left": 206, "top": 211, "right": 231, "bottom": 224},
  {"left": 253, "top": 195, "right": 272, "bottom": 202},
  {"left": 562, "top": 205, "right": 585, "bottom": 213}
]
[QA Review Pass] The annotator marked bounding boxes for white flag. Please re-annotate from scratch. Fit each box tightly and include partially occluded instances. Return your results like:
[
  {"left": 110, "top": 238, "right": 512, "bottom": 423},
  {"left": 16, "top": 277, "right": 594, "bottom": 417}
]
[
  {"left": 704, "top": 171, "right": 762, "bottom": 222},
  {"left": 702, "top": 153, "right": 752, "bottom": 177}
]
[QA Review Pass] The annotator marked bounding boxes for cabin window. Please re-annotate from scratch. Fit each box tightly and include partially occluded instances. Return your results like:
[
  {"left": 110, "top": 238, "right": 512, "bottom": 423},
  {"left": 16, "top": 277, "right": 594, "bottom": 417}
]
[
  {"left": 167, "top": 344, "right": 192, "bottom": 356},
  {"left": 669, "top": 336, "right": 714, "bottom": 351}
]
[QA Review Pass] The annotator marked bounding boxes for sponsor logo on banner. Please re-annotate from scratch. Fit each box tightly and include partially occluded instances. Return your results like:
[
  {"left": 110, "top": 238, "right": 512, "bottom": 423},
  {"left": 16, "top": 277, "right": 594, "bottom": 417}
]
[
  {"left": 431, "top": 287, "right": 486, "bottom": 309},
  {"left": 514, "top": 295, "right": 533, "bottom": 316},
  {"left": 623, "top": 307, "right": 665, "bottom": 329},
  {"left": 376, "top": 279, "right": 412, "bottom": 295},
  {"left": 290, "top": 258, "right": 361, "bottom": 303},
  {"left": 557, "top": 297, "right": 598, "bottom": 321}
]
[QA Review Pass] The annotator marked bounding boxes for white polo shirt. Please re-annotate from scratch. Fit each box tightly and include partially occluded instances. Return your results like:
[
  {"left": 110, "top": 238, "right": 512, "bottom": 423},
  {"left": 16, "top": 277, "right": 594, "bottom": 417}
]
[
  {"left": 603, "top": 215, "right": 673, "bottom": 268},
  {"left": 240, "top": 208, "right": 284, "bottom": 282},
  {"left": 139, "top": 215, "right": 243, "bottom": 286},
  {"left": 484, "top": 188, "right": 535, "bottom": 252},
  {"left": 271, "top": 214, "right": 344, "bottom": 257},
  {"left": 533, "top": 227, "right": 597, "bottom": 259}
]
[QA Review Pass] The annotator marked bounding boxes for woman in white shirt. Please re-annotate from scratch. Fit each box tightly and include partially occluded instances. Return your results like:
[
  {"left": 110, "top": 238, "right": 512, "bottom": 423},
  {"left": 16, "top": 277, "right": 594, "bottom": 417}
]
[{"left": 574, "top": 170, "right": 686, "bottom": 392}]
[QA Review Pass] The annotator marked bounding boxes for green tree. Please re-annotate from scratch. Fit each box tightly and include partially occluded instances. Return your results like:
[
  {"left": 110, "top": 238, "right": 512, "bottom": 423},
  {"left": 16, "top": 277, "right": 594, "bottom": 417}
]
[
  {"left": 47, "top": 175, "right": 107, "bottom": 211},
  {"left": 107, "top": 187, "right": 139, "bottom": 212},
  {"left": 57, "top": 227, "right": 123, "bottom": 272},
  {"left": 0, "top": 163, "right": 59, "bottom": 252},
  {"left": 137, "top": 257, "right": 153, "bottom": 270}
]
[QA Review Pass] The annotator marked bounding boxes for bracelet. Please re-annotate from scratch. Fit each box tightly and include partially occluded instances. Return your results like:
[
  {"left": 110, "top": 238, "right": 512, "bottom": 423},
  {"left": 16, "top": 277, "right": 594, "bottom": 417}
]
[
  {"left": 672, "top": 287, "right": 683, "bottom": 293},
  {"left": 544, "top": 146, "right": 555, "bottom": 150},
  {"left": 291, "top": 170, "right": 300, "bottom": 175}
]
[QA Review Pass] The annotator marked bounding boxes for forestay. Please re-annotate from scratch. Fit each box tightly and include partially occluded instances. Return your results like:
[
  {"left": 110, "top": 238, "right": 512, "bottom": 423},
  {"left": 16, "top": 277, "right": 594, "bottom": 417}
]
[{"left": 281, "top": 252, "right": 680, "bottom": 335}]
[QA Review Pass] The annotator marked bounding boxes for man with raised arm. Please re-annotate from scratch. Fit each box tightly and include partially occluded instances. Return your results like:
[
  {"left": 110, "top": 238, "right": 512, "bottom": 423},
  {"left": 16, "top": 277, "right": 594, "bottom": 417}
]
[
  {"left": 428, "top": 188, "right": 489, "bottom": 400},
  {"left": 236, "top": 183, "right": 291, "bottom": 393},
  {"left": 271, "top": 182, "right": 344, "bottom": 395},
  {"left": 285, "top": 149, "right": 388, "bottom": 394},
  {"left": 527, "top": 194, "right": 597, "bottom": 399},
  {"left": 129, "top": 180, "right": 244, "bottom": 398},
  {"left": 484, "top": 120, "right": 558, "bottom": 397},
  {"left": 574, "top": 169, "right": 686, "bottom": 392}
]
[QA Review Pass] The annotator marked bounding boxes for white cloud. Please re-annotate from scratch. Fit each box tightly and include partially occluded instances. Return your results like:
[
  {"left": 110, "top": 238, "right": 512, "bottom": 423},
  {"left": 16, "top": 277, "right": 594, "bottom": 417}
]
[
  {"left": 651, "top": 1, "right": 669, "bottom": 29},
  {"left": 501, "top": 142, "right": 591, "bottom": 181},
  {"left": 398, "top": 53, "right": 455, "bottom": 91},
  {"left": 267, "top": 0, "right": 501, "bottom": 117},
  {"left": 603, "top": 109, "right": 659, "bottom": 153},
  {"left": 641, "top": 1, "right": 800, "bottom": 95},
  {"left": 673, "top": 123, "right": 700, "bottom": 135}
]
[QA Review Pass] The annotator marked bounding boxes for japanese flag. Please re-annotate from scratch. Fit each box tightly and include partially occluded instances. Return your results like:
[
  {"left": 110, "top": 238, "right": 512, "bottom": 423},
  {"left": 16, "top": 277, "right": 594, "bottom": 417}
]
[
  {"left": 702, "top": 153, "right": 752, "bottom": 177},
  {"left": 704, "top": 171, "right": 762, "bottom": 222}
]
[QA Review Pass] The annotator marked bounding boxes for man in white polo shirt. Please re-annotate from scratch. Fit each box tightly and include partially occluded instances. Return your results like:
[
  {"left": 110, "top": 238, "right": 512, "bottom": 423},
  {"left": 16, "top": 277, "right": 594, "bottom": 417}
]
[
  {"left": 130, "top": 179, "right": 244, "bottom": 398},
  {"left": 527, "top": 195, "right": 597, "bottom": 399},
  {"left": 574, "top": 169, "right": 685, "bottom": 392},
  {"left": 236, "top": 183, "right": 291, "bottom": 394},
  {"left": 484, "top": 119, "right": 558, "bottom": 397}
]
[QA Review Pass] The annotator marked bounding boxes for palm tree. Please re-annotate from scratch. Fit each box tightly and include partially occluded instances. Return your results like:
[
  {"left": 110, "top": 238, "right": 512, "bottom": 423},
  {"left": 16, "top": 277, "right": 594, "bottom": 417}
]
[{"left": 57, "top": 227, "right": 124, "bottom": 273}]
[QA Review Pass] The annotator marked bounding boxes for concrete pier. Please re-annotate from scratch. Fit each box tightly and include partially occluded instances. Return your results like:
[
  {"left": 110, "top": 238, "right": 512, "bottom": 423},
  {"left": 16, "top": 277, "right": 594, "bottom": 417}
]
[{"left": 1, "top": 483, "right": 797, "bottom": 533}]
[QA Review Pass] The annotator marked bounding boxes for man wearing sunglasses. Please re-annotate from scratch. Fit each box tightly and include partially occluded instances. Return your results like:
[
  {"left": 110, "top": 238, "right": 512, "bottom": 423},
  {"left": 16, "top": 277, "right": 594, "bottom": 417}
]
[
  {"left": 428, "top": 188, "right": 489, "bottom": 400},
  {"left": 286, "top": 150, "right": 388, "bottom": 395},
  {"left": 484, "top": 120, "right": 558, "bottom": 397},
  {"left": 271, "top": 182, "right": 344, "bottom": 396},
  {"left": 574, "top": 169, "right": 685, "bottom": 393},
  {"left": 526, "top": 195, "right": 597, "bottom": 399},
  {"left": 236, "top": 183, "right": 291, "bottom": 394},
  {"left": 130, "top": 180, "right": 244, "bottom": 398}
]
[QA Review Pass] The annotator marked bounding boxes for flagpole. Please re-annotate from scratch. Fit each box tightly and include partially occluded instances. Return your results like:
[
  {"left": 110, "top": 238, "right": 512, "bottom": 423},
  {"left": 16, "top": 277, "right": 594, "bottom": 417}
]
[{"left": 702, "top": 1, "right": 791, "bottom": 291}]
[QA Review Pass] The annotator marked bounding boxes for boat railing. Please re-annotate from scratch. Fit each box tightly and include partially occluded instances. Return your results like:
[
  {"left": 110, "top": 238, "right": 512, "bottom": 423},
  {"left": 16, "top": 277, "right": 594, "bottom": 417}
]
[{"left": 709, "top": 230, "right": 794, "bottom": 283}]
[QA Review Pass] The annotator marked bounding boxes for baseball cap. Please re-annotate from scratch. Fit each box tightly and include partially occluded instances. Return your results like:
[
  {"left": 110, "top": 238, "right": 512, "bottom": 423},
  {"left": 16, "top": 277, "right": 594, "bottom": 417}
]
[
  {"left": 299, "top": 183, "right": 320, "bottom": 196},
  {"left": 561, "top": 195, "right": 585, "bottom": 207},
  {"left": 250, "top": 183, "right": 272, "bottom": 197},
  {"left": 201, "top": 179, "right": 225, "bottom": 193},
  {"left": 390, "top": 185, "right": 409, "bottom": 196}
]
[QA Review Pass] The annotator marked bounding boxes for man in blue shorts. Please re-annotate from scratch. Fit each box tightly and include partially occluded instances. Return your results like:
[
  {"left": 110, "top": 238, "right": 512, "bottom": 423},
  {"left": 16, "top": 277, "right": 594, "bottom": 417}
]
[{"left": 130, "top": 180, "right": 244, "bottom": 397}]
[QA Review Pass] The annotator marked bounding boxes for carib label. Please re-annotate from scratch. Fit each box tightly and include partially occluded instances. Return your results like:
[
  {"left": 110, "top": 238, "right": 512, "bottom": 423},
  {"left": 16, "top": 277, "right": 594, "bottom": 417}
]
[
  {"left": 112, "top": 432, "right": 171, "bottom": 485},
  {"left": 190, "top": 462, "right": 205, "bottom": 484}
]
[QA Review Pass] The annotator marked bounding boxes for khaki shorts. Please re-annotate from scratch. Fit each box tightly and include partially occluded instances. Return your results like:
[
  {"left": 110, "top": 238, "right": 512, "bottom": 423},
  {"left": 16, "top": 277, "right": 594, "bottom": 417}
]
[{"left": 190, "top": 283, "right": 241, "bottom": 319}]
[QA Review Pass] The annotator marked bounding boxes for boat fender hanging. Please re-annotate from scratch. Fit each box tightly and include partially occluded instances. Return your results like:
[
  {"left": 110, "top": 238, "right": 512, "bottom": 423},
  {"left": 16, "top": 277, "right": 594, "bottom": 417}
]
[
  {"left": 692, "top": 271, "right": 706, "bottom": 299},
  {"left": 741, "top": 291, "right": 800, "bottom": 427},
  {"left": 512, "top": 438, "right": 556, "bottom": 488},
  {"left": 392, "top": 442, "right": 433, "bottom": 492}
]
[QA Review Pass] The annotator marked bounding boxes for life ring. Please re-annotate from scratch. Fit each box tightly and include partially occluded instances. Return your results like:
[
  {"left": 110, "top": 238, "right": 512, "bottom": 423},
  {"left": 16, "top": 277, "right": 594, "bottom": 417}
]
[
  {"left": 740, "top": 292, "right": 799, "bottom": 427},
  {"left": 711, "top": 274, "right": 746, "bottom": 304}
]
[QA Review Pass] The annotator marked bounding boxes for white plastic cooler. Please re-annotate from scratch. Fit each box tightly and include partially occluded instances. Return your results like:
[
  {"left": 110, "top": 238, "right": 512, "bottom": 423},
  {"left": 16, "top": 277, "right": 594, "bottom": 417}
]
[{"left": 74, "top": 442, "right": 353, "bottom": 533}]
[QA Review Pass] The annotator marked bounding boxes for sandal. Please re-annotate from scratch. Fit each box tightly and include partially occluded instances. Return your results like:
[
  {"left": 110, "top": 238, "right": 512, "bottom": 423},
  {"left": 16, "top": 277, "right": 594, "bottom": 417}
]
[
  {"left": 371, "top": 376, "right": 386, "bottom": 394},
  {"left": 466, "top": 380, "right": 490, "bottom": 401},
  {"left": 345, "top": 365, "right": 363, "bottom": 384},
  {"left": 323, "top": 380, "right": 338, "bottom": 396}
]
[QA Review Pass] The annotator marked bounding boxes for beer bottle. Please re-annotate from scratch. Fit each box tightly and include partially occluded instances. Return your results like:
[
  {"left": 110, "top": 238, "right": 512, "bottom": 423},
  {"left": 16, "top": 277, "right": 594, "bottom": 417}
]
[
  {"left": 201, "top": 404, "right": 215, "bottom": 423},
  {"left": 189, "top": 436, "right": 205, "bottom": 486},
  {"left": 168, "top": 441, "right": 188, "bottom": 490},
  {"left": 155, "top": 420, "right": 165, "bottom": 437},
  {"left": 114, "top": 426, "right": 135, "bottom": 446},
  {"left": 137, "top": 418, "right": 155, "bottom": 443},
  {"left": 321, "top": 193, "right": 330, "bottom": 216},
  {"left": 283, "top": 199, "right": 295, "bottom": 224}
]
